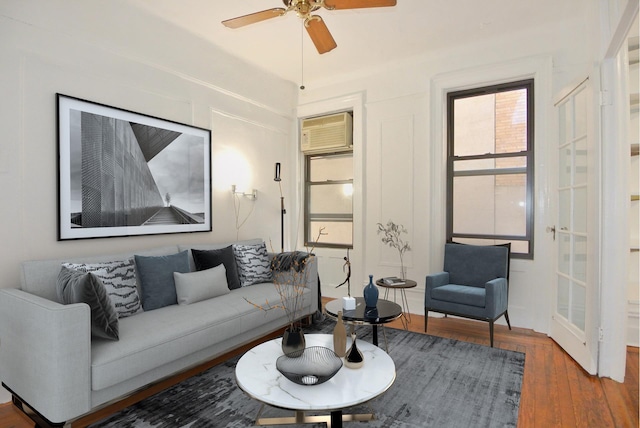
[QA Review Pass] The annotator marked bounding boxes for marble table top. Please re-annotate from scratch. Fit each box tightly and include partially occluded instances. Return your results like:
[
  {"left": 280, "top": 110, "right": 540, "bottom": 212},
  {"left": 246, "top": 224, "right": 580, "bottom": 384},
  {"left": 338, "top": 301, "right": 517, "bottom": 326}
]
[{"left": 235, "top": 333, "right": 396, "bottom": 412}]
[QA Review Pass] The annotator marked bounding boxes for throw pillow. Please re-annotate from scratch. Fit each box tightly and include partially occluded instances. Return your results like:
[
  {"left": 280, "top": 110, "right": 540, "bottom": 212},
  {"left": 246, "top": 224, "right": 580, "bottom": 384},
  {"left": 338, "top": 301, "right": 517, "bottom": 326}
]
[
  {"left": 135, "top": 250, "right": 190, "bottom": 311},
  {"left": 57, "top": 266, "right": 119, "bottom": 340},
  {"left": 173, "top": 264, "right": 230, "bottom": 305},
  {"left": 62, "top": 258, "right": 143, "bottom": 318},
  {"left": 233, "top": 242, "right": 272, "bottom": 287},
  {"left": 191, "top": 246, "right": 241, "bottom": 290}
]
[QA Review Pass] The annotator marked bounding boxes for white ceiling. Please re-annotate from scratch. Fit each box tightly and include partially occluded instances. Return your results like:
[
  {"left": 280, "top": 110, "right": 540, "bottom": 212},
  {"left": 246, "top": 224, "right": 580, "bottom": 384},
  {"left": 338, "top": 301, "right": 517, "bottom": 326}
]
[{"left": 125, "top": 1, "right": 583, "bottom": 87}]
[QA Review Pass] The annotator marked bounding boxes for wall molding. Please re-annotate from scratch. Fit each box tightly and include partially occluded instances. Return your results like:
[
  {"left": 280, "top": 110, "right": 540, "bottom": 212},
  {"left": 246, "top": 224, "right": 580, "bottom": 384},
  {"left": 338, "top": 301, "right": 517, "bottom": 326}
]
[
  {"left": 4, "top": 15, "right": 292, "bottom": 125},
  {"left": 210, "top": 107, "right": 289, "bottom": 134}
]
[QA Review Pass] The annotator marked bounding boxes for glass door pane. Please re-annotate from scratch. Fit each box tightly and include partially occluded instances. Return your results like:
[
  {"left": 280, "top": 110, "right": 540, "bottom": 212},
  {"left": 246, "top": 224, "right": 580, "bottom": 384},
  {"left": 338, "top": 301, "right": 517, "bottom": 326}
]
[
  {"left": 551, "top": 77, "right": 597, "bottom": 374},
  {"left": 555, "top": 85, "right": 589, "bottom": 334}
]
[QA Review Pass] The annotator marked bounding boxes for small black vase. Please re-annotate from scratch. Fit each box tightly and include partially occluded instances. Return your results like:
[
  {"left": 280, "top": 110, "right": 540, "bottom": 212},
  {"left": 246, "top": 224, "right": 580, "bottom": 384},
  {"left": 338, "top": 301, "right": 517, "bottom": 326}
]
[
  {"left": 282, "top": 326, "right": 305, "bottom": 357},
  {"left": 345, "top": 333, "right": 364, "bottom": 369}
]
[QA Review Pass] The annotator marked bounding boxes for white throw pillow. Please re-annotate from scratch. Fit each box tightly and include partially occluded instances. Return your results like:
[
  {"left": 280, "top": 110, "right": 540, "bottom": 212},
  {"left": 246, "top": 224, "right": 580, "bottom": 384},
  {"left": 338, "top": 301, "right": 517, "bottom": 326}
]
[{"left": 173, "top": 264, "right": 230, "bottom": 305}]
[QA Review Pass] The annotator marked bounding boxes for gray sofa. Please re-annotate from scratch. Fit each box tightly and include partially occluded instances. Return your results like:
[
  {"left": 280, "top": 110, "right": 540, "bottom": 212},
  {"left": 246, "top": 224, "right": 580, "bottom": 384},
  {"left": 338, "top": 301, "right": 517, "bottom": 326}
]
[{"left": 0, "top": 239, "right": 318, "bottom": 426}]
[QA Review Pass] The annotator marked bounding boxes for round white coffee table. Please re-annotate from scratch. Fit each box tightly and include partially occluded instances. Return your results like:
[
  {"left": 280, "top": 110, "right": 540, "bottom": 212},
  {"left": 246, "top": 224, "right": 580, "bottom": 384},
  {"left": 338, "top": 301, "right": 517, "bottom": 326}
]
[{"left": 235, "top": 333, "right": 395, "bottom": 427}]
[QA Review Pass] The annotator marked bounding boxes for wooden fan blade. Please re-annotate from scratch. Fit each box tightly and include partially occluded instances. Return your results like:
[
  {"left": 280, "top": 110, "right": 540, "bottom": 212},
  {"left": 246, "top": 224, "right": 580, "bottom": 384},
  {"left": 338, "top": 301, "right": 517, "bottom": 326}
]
[
  {"left": 325, "top": 0, "right": 396, "bottom": 9},
  {"left": 222, "top": 8, "right": 285, "bottom": 29},
  {"left": 305, "top": 17, "right": 337, "bottom": 54}
]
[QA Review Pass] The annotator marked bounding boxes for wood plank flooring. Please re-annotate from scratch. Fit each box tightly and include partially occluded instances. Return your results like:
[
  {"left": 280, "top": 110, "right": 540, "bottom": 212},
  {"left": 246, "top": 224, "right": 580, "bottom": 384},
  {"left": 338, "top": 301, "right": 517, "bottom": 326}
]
[{"left": 1, "top": 299, "right": 638, "bottom": 427}]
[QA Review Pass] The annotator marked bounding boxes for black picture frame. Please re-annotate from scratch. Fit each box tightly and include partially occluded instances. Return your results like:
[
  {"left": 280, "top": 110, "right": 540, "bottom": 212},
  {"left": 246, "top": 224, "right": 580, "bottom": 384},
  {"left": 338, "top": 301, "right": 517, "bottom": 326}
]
[{"left": 57, "top": 94, "right": 212, "bottom": 240}]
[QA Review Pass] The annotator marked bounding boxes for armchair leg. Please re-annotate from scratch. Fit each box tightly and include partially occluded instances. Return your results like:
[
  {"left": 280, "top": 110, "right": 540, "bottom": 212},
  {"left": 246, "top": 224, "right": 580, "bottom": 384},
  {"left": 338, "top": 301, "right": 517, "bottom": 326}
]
[
  {"left": 504, "top": 311, "right": 512, "bottom": 330},
  {"left": 424, "top": 309, "right": 428, "bottom": 332},
  {"left": 489, "top": 321, "right": 494, "bottom": 348}
]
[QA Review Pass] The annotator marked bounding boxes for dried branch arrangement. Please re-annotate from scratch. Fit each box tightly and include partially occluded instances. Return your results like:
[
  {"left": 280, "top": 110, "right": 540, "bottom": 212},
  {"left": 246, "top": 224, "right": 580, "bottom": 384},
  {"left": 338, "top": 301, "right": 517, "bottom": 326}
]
[
  {"left": 245, "top": 228, "right": 326, "bottom": 329},
  {"left": 377, "top": 220, "right": 411, "bottom": 278}
]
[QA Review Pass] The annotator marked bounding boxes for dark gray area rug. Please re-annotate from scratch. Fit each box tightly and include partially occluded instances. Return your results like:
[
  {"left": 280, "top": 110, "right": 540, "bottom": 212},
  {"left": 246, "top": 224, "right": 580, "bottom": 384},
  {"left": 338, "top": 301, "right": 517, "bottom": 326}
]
[{"left": 90, "top": 320, "right": 524, "bottom": 427}]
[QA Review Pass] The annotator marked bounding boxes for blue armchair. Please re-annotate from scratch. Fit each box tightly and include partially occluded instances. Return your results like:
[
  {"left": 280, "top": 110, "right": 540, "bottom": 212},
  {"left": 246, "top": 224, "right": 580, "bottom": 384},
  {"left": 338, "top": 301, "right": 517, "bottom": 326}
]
[{"left": 424, "top": 243, "right": 511, "bottom": 347}]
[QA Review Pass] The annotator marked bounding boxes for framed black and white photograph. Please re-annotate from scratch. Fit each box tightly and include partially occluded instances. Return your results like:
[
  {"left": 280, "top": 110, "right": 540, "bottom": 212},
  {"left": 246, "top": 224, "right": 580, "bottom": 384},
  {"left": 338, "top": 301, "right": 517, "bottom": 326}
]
[{"left": 57, "top": 94, "right": 212, "bottom": 240}]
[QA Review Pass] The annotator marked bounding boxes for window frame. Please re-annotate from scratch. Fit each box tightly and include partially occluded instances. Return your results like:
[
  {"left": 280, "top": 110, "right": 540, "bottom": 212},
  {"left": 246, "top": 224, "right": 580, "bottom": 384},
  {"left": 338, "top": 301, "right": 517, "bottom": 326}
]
[
  {"left": 304, "top": 151, "right": 354, "bottom": 249},
  {"left": 446, "top": 79, "right": 535, "bottom": 259}
]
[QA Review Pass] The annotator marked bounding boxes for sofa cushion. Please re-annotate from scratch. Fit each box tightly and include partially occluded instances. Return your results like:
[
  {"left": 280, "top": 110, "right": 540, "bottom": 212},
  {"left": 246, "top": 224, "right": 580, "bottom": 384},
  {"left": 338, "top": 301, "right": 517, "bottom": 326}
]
[
  {"left": 191, "top": 246, "right": 241, "bottom": 290},
  {"left": 57, "top": 266, "right": 119, "bottom": 340},
  {"left": 21, "top": 245, "right": 181, "bottom": 303},
  {"left": 233, "top": 242, "right": 272, "bottom": 287},
  {"left": 173, "top": 264, "right": 230, "bottom": 305},
  {"left": 135, "top": 250, "right": 190, "bottom": 311},
  {"left": 179, "top": 239, "right": 263, "bottom": 271},
  {"left": 431, "top": 284, "right": 486, "bottom": 308},
  {"left": 62, "top": 259, "right": 143, "bottom": 318},
  {"left": 90, "top": 281, "right": 313, "bottom": 391}
]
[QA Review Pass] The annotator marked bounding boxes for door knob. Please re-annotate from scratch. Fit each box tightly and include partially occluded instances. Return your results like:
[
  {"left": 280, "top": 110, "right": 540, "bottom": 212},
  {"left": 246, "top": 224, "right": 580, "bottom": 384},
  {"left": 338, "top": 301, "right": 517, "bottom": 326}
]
[{"left": 546, "top": 226, "right": 556, "bottom": 241}]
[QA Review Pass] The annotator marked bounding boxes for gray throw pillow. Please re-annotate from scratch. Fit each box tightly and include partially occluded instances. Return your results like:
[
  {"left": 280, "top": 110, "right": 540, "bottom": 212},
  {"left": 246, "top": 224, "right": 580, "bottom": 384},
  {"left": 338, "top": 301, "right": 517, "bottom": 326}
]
[
  {"left": 62, "top": 258, "right": 143, "bottom": 318},
  {"left": 57, "top": 266, "right": 119, "bottom": 340},
  {"left": 191, "top": 246, "right": 241, "bottom": 290},
  {"left": 135, "top": 250, "right": 190, "bottom": 311},
  {"left": 173, "top": 264, "right": 230, "bottom": 305},
  {"left": 233, "top": 242, "right": 273, "bottom": 287}
]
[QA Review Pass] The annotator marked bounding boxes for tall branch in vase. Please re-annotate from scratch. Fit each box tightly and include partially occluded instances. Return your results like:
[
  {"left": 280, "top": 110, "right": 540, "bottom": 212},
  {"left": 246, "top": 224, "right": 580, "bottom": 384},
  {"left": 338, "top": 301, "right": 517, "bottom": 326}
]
[
  {"left": 377, "top": 220, "right": 411, "bottom": 279},
  {"left": 244, "top": 227, "right": 326, "bottom": 331}
]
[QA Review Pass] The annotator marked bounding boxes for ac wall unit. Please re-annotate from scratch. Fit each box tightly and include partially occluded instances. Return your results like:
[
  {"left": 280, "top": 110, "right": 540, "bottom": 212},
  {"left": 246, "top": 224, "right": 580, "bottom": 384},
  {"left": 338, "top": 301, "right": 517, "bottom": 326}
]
[{"left": 301, "top": 112, "right": 353, "bottom": 154}]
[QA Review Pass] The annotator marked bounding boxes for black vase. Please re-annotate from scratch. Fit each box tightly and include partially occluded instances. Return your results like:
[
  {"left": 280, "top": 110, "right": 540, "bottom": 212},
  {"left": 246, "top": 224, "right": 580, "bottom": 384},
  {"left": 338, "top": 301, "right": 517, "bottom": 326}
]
[
  {"left": 282, "top": 326, "right": 305, "bottom": 357},
  {"left": 345, "top": 333, "right": 364, "bottom": 369}
]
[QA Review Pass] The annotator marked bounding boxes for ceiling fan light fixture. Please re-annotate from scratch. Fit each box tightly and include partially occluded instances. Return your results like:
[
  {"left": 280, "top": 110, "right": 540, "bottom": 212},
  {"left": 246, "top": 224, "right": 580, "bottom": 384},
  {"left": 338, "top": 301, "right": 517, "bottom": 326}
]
[{"left": 284, "top": 0, "right": 335, "bottom": 18}]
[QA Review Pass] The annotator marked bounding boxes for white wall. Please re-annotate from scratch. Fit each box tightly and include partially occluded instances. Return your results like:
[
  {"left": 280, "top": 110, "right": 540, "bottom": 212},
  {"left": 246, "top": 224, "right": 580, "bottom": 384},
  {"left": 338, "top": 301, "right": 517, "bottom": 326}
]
[
  {"left": 299, "top": 16, "right": 591, "bottom": 335},
  {"left": 0, "top": 1, "right": 296, "bottom": 403}
]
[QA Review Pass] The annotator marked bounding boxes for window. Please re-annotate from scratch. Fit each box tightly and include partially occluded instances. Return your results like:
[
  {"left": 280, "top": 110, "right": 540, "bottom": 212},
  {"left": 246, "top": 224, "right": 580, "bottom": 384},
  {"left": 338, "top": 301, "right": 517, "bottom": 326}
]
[
  {"left": 447, "top": 79, "right": 534, "bottom": 258},
  {"left": 304, "top": 152, "right": 353, "bottom": 248}
]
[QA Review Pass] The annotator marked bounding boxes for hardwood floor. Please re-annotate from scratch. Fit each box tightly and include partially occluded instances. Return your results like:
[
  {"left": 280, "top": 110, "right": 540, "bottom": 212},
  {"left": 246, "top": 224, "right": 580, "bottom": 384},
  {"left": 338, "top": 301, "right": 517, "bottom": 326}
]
[{"left": 1, "top": 300, "right": 638, "bottom": 427}]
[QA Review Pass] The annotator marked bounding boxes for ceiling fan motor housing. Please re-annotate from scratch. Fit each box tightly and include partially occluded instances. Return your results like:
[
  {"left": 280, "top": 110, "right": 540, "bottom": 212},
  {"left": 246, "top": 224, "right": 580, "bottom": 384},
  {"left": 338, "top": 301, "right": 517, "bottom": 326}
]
[{"left": 284, "top": 0, "right": 331, "bottom": 19}]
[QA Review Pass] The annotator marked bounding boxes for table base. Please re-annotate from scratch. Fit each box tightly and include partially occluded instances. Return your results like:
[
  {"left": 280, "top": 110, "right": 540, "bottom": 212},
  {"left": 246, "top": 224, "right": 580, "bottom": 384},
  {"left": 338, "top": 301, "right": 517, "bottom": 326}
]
[
  {"left": 382, "top": 288, "right": 411, "bottom": 330},
  {"left": 364, "top": 324, "right": 390, "bottom": 352},
  {"left": 255, "top": 405, "right": 375, "bottom": 428}
]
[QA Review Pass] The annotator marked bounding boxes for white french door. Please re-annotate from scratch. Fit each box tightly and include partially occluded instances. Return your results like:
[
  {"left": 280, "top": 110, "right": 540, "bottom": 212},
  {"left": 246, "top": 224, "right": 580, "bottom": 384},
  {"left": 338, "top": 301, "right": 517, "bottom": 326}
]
[{"left": 550, "top": 78, "right": 599, "bottom": 374}]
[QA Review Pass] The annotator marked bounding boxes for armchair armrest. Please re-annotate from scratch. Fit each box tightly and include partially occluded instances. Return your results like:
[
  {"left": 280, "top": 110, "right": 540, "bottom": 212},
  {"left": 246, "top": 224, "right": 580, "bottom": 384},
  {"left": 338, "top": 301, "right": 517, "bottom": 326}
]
[
  {"left": 484, "top": 278, "right": 508, "bottom": 318},
  {"left": 0, "top": 288, "right": 91, "bottom": 423},
  {"left": 425, "top": 271, "right": 450, "bottom": 306}
]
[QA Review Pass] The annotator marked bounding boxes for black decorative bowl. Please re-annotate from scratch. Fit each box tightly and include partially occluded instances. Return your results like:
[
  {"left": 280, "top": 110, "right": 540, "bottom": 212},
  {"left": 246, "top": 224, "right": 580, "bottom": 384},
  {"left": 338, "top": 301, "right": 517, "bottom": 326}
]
[{"left": 276, "top": 346, "right": 343, "bottom": 386}]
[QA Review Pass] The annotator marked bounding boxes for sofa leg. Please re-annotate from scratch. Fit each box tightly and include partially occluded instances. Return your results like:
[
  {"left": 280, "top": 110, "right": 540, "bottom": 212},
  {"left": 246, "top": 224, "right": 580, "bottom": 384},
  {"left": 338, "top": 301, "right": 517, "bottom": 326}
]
[
  {"left": 10, "top": 393, "right": 66, "bottom": 428},
  {"left": 504, "top": 311, "right": 512, "bottom": 330},
  {"left": 489, "top": 321, "right": 494, "bottom": 348},
  {"left": 424, "top": 309, "right": 428, "bottom": 332}
]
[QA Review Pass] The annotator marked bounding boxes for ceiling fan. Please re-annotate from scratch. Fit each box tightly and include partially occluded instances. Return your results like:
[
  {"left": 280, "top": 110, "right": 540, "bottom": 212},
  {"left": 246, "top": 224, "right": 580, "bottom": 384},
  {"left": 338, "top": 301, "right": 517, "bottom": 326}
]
[{"left": 222, "top": 0, "right": 397, "bottom": 55}]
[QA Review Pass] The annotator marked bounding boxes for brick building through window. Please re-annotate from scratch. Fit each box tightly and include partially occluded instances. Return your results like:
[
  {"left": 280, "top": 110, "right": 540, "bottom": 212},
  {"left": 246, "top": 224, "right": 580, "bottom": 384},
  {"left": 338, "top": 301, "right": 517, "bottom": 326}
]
[{"left": 446, "top": 79, "right": 534, "bottom": 258}]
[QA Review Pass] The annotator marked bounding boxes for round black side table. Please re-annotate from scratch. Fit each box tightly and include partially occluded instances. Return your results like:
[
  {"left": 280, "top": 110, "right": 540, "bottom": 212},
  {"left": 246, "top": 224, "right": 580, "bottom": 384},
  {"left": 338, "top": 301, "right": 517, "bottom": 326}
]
[{"left": 324, "top": 297, "right": 402, "bottom": 351}]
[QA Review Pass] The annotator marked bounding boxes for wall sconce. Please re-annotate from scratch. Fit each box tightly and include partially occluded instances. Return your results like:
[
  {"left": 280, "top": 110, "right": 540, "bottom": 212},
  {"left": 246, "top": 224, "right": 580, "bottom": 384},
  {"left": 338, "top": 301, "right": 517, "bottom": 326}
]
[{"left": 231, "top": 184, "right": 257, "bottom": 200}]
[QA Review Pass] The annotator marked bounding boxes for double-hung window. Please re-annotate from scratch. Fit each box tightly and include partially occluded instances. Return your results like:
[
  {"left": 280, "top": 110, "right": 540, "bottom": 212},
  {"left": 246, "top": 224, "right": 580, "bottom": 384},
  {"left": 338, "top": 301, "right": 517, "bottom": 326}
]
[
  {"left": 447, "top": 79, "right": 534, "bottom": 258},
  {"left": 304, "top": 152, "right": 353, "bottom": 248}
]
